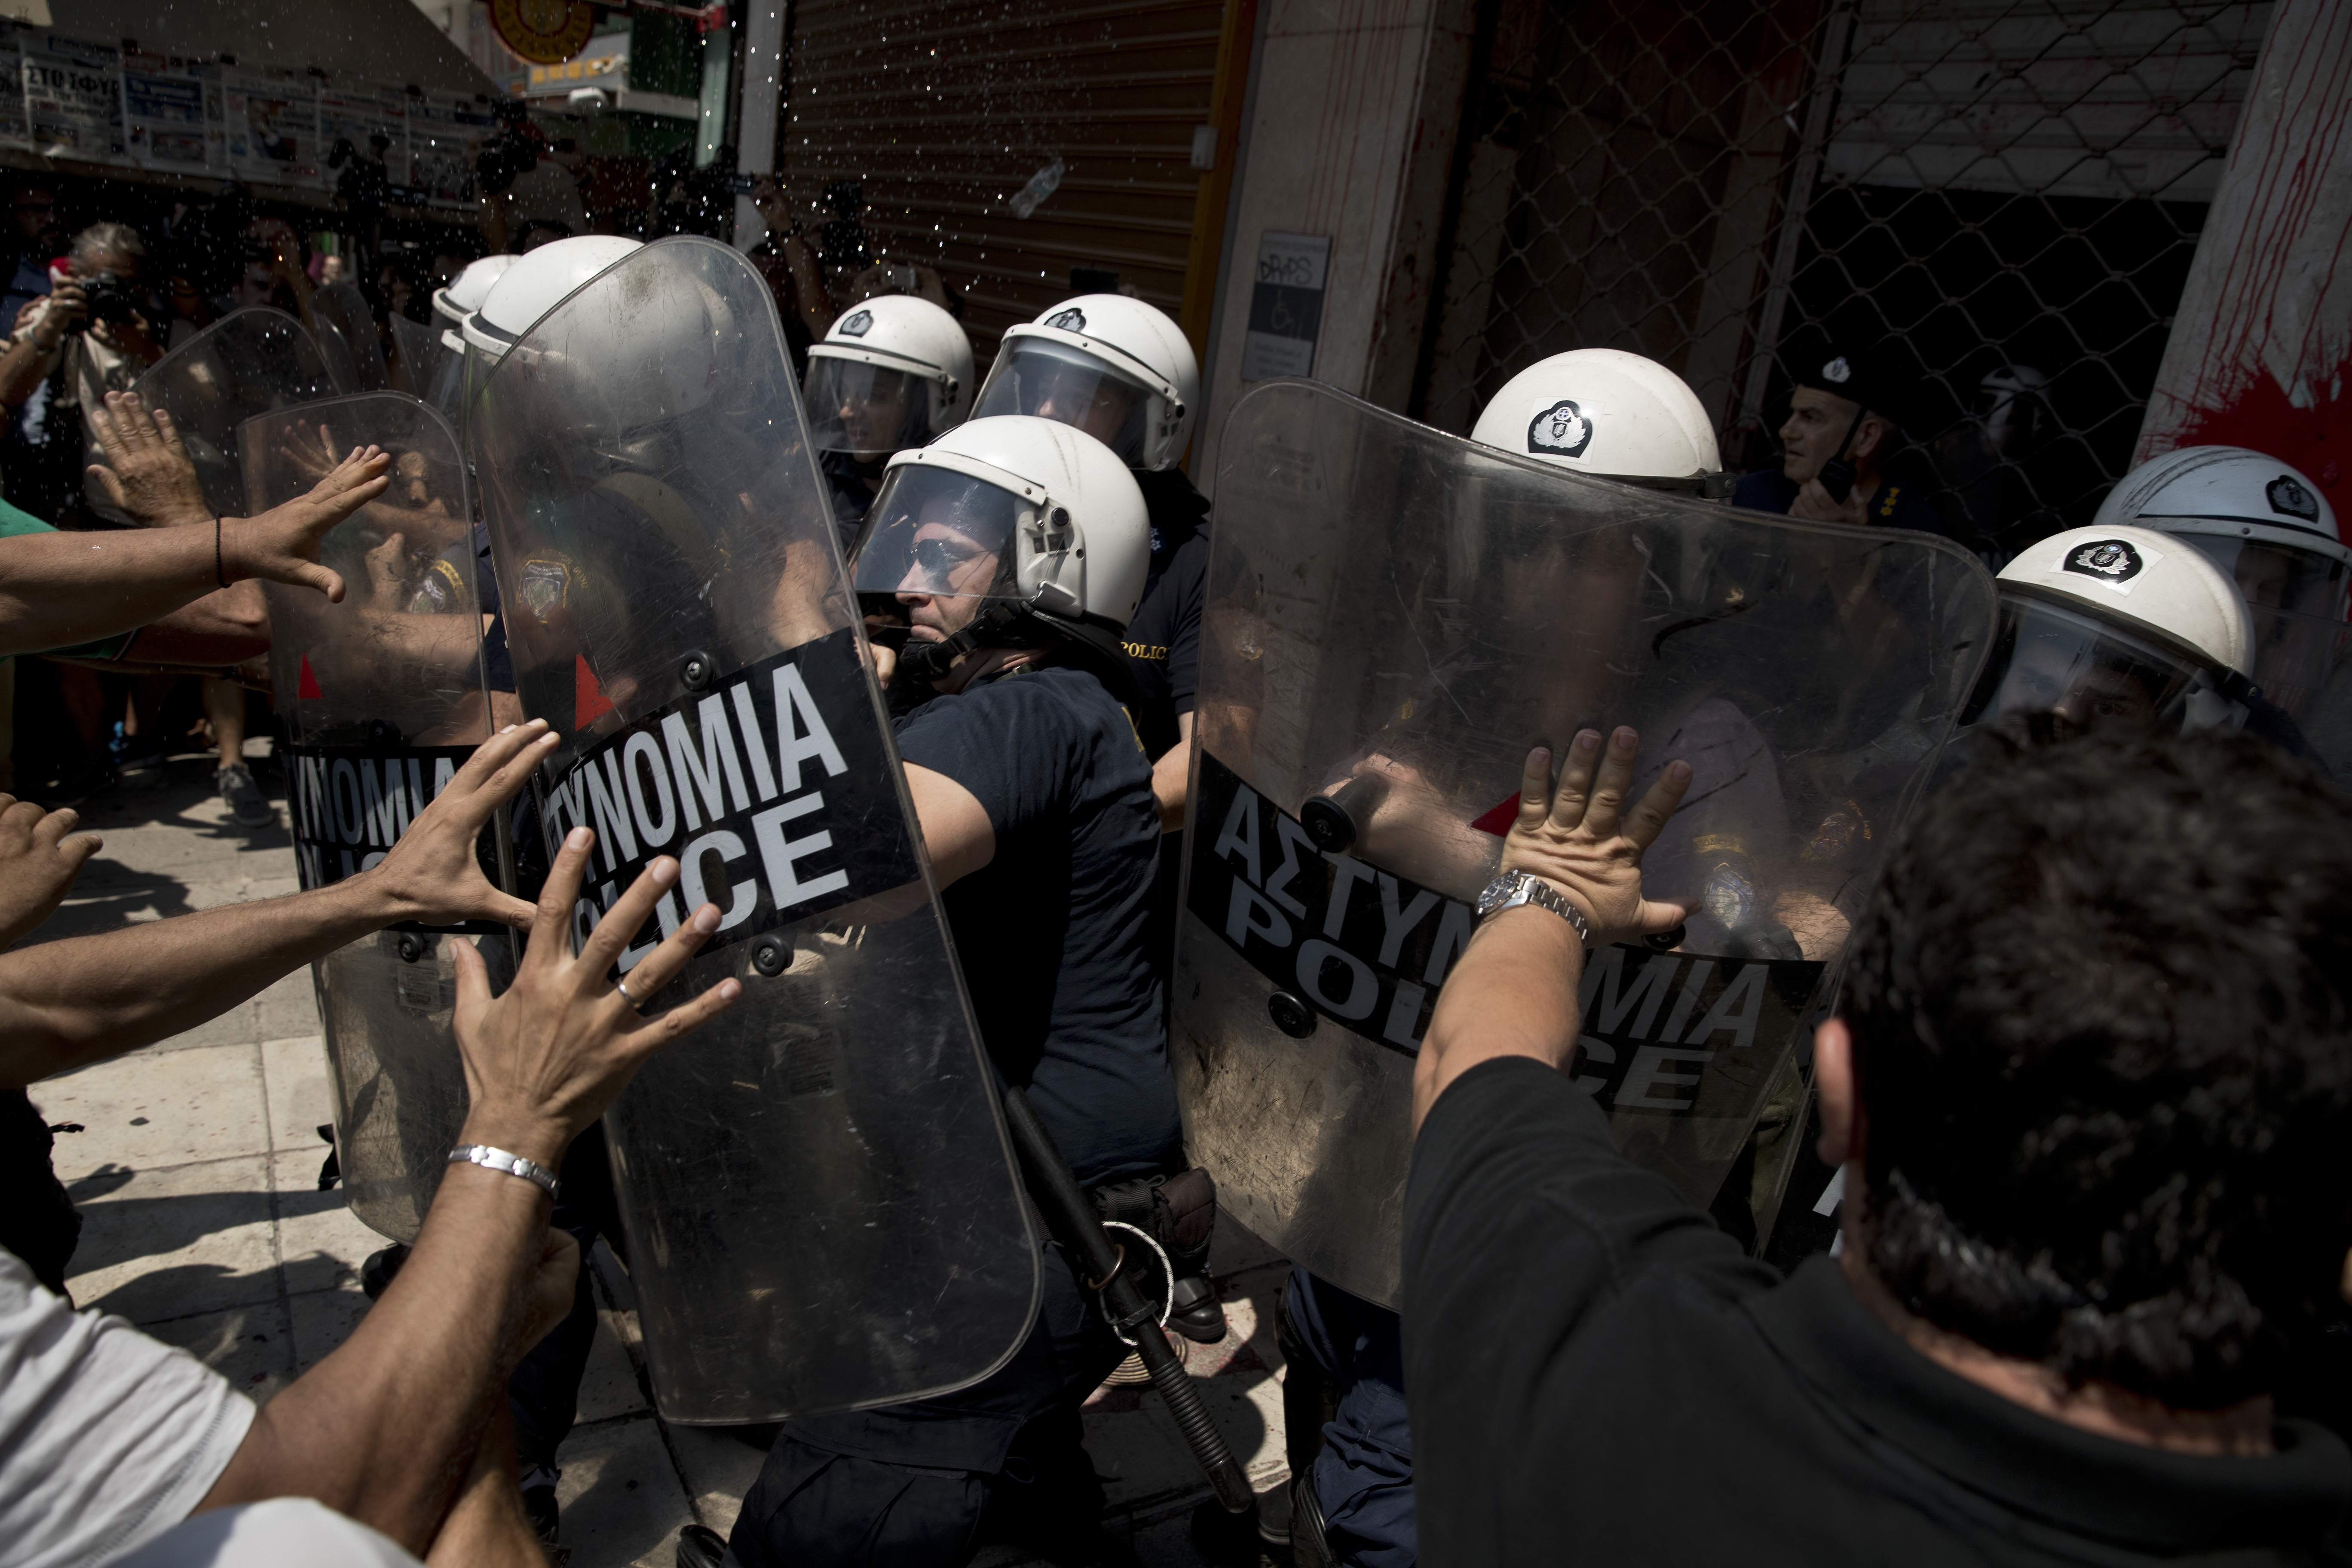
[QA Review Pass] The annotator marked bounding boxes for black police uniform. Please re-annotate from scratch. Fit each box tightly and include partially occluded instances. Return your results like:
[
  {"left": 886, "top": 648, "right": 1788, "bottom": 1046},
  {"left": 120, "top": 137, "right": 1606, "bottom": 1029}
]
[
  {"left": 1120, "top": 469, "right": 1213, "bottom": 1005},
  {"left": 1731, "top": 468, "right": 1948, "bottom": 534},
  {"left": 821, "top": 449, "right": 886, "bottom": 554},
  {"left": 1121, "top": 469, "right": 1212, "bottom": 760},
  {"left": 729, "top": 658, "right": 1178, "bottom": 1566}
]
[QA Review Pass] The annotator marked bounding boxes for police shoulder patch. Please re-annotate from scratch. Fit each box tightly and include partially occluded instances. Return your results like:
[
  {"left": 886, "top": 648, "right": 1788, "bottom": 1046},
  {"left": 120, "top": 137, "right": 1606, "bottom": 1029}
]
[
  {"left": 2268, "top": 474, "right": 2321, "bottom": 522},
  {"left": 1527, "top": 398, "right": 1593, "bottom": 459},
  {"left": 2061, "top": 536, "right": 2149, "bottom": 589},
  {"left": 838, "top": 309, "right": 874, "bottom": 337},
  {"left": 1046, "top": 306, "right": 1087, "bottom": 333}
]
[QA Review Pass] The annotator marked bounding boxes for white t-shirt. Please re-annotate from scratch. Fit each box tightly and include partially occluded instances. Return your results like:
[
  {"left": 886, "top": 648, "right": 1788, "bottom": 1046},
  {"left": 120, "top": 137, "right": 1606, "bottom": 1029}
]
[
  {"left": 0, "top": 1248, "right": 256, "bottom": 1567},
  {"left": 110, "top": 1499, "right": 422, "bottom": 1568}
]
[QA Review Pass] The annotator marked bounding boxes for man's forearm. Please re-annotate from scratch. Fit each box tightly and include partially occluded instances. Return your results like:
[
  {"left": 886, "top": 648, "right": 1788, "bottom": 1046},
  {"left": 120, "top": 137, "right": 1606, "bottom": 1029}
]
[
  {"left": 115, "top": 584, "right": 271, "bottom": 665},
  {"left": 0, "top": 334, "right": 53, "bottom": 408},
  {"left": 1412, "top": 906, "right": 1589, "bottom": 1133},
  {"left": 0, "top": 523, "right": 231, "bottom": 657},
  {"left": 0, "top": 873, "right": 426, "bottom": 1086},
  {"left": 1152, "top": 709, "right": 1195, "bottom": 832},
  {"left": 199, "top": 1164, "right": 555, "bottom": 1552}
]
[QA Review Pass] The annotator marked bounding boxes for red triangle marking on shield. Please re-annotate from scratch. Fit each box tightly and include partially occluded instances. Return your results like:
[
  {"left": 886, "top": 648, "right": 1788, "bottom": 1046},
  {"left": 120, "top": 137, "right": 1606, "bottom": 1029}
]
[
  {"left": 1470, "top": 792, "right": 1522, "bottom": 837},
  {"left": 296, "top": 655, "right": 324, "bottom": 701},
  {"left": 575, "top": 654, "right": 615, "bottom": 725}
]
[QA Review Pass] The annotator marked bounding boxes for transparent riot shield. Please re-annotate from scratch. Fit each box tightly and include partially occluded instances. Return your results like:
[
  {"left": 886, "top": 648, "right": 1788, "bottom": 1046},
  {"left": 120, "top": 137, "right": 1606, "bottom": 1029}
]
[
  {"left": 472, "top": 235, "right": 1040, "bottom": 1424},
  {"left": 244, "top": 392, "right": 506, "bottom": 1244},
  {"left": 1175, "top": 381, "right": 2000, "bottom": 1307},
  {"left": 388, "top": 313, "right": 442, "bottom": 399},
  {"left": 130, "top": 307, "right": 340, "bottom": 516},
  {"left": 309, "top": 282, "right": 392, "bottom": 392},
  {"left": 2239, "top": 599, "right": 2352, "bottom": 782}
]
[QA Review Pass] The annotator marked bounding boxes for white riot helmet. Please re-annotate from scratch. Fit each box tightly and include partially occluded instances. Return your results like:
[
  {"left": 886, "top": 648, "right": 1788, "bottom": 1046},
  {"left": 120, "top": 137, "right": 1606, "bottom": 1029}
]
[
  {"left": 432, "top": 254, "right": 518, "bottom": 354},
  {"left": 459, "top": 234, "right": 643, "bottom": 361},
  {"left": 850, "top": 415, "right": 1149, "bottom": 683},
  {"left": 804, "top": 295, "right": 974, "bottom": 459},
  {"left": 1470, "top": 349, "right": 1727, "bottom": 495},
  {"left": 1962, "top": 524, "right": 2257, "bottom": 736},
  {"left": 2090, "top": 445, "right": 2349, "bottom": 621},
  {"left": 970, "top": 294, "right": 1198, "bottom": 470}
]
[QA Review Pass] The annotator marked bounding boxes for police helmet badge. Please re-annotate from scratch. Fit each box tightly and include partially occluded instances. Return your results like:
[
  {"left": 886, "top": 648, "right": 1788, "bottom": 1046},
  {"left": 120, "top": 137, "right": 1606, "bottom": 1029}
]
[
  {"left": 2267, "top": 474, "right": 2321, "bottom": 523},
  {"left": 518, "top": 558, "right": 573, "bottom": 623},
  {"left": 1527, "top": 398, "right": 1594, "bottom": 459},
  {"left": 1821, "top": 355, "right": 1852, "bottom": 384},
  {"left": 1046, "top": 307, "right": 1087, "bottom": 333},
  {"left": 2061, "top": 537, "right": 2149, "bottom": 591},
  {"left": 404, "top": 557, "right": 468, "bottom": 618},
  {"left": 838, "top": 309, "right": 874, "bottom": 337}
]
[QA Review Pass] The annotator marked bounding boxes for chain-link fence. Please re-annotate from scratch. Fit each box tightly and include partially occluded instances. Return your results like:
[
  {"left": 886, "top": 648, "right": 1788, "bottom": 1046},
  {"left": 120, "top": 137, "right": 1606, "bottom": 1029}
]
[{"left": 1414, "top": 0, "right": 2271, "bottom": 560}]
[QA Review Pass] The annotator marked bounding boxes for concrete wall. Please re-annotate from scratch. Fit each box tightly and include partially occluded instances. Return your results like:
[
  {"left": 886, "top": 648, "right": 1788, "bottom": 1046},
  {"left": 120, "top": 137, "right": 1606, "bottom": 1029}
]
[
  {"left": 1192, "top": 0, "right": 1478, "bottom": 493},
  {"left": 2135, "top": 0, "right": 2352, "bottom": 508}
]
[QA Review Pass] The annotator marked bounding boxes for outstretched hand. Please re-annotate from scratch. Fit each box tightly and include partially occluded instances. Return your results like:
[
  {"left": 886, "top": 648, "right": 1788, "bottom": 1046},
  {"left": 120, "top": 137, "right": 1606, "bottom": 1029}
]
[
  {"left": 1501, "top": 726, "right": 1694, "bottom": 949},
  {"left": 363, "top": 721, "right": 553, "bottom": 931},
  {"left": 220, "top": 445, "right": 392, "bottom": 603},
  {"left": 86, "top": 392, "right": 212, "bottom": 530},
  {"left": 0, "top": 797, "right": 101, "bottom": 947},
  {"left": 450, "top": 827, "right": 742, "bottom": 1170}
]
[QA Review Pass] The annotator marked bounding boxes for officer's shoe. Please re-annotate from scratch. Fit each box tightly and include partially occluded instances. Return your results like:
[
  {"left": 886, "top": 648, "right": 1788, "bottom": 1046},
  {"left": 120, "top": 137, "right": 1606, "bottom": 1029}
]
[
  {"left": 1289, "top": 1471, "right": 1337, "bottom": 1568},
  {"left": 1168, "top": 1275, "right": 1228, "bottom": 1345},
  {"left": 358, "top": 1244, "right": 409, "bottom": 1301},
  {"left": 676, "top": 1524, "right": 730, "bottom": 1568}
]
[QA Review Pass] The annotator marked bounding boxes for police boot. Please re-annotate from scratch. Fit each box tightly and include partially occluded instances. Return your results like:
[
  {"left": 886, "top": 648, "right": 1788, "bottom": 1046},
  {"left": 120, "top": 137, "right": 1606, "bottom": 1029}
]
[
  {"left": 1289, "top": 1470, "right": 1338, "bottom": 1568},
  {"left": 359, "top": 1244, "right": 409, "bottom": 1301},
  {"left": 676, "top": 1523, "right": 731, "bottom": 1568},
  {"left": 1168, "top": 1275, "right": 1228, "bottom": 1344}
]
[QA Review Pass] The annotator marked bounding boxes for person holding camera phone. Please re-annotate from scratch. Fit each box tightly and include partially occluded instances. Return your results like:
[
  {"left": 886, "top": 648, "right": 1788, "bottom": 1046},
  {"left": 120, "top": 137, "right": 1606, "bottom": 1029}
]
[
  {"left": 1733, "top": 341, "right": 1945, "bottom": 534},
  {"left": 0, "top": 220, "right": 167, "bottom": 527}
]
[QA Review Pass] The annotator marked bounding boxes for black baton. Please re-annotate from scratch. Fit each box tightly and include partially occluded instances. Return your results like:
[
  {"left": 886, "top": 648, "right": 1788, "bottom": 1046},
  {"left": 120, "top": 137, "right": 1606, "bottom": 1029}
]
[{"left": 1000, "top": 1086, "right": 1254, "bottom": 1515}]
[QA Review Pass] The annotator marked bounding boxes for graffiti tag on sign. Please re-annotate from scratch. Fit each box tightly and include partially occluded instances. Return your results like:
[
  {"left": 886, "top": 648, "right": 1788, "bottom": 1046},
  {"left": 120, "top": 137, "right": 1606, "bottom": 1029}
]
[{"left": 543, "top": 628, "right": 920, "bottom": 969}]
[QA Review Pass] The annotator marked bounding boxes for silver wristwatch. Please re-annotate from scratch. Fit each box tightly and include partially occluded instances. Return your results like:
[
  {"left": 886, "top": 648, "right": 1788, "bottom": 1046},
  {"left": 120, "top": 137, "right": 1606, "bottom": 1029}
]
[{"left": 1475, "top": 868, "right": 1592, "bottom": 947}]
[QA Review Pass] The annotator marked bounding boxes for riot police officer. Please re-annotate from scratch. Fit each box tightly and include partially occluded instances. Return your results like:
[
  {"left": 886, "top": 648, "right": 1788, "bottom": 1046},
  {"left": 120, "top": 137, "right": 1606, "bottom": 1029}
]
[
  {"left": 969, "top": 292, "right": 1204, "bottom": 818},
  {"left": 1957, "top": 522, "right": 2258, "bottom": 740},
  {"left": 1282, "top": 348, "right": 1754, "bottom": 1568},
  {"left": 2086, "top": 447, "right": 2348, "bottom": 744},
  {"left": 724, "top": 414, "right": 1174, "bottom": 1566},
  {"left": 1765, "top": 518, "right": 2269, "bottom": 1270},
  {"left": 801, "top": 293, "right": 972, "bottom": 547}
]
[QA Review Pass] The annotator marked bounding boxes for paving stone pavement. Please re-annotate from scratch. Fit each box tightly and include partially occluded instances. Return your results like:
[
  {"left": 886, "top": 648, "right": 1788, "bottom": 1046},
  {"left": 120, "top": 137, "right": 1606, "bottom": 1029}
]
[{"left": 24, "top": 747, "right": 1298, "bottom": 1567}]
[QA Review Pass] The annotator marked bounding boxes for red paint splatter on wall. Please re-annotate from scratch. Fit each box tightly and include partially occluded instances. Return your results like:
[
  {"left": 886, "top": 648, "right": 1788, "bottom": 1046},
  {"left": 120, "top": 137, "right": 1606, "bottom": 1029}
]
[{"left": 2159, "top": 357, "right": 2352, "bottom": 498}]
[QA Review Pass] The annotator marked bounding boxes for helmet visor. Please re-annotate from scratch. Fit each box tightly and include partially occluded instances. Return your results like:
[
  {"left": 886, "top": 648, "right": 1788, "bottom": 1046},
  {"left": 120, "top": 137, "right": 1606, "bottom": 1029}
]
[
  {"left": 804, "top": 356, "right": 938, "bottom": 456},
  {"left": 2175, "top": 534, "right": 2347, "bottom": 621},
  {"left": 1961, "top": 597, "right": 2222, "bottom": 734},
  {"left": 971, "top": 338, "right": 1150, "bottom": 465},
  {"left": 851, "top": 465, "right": 1037, "bottom": 644}
]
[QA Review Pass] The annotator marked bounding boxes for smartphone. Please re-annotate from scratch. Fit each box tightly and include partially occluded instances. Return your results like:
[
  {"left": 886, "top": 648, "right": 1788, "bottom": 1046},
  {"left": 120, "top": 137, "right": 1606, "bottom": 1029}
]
[{"left": 1817, "top": 407, "right": 1863, "bottom": 502}]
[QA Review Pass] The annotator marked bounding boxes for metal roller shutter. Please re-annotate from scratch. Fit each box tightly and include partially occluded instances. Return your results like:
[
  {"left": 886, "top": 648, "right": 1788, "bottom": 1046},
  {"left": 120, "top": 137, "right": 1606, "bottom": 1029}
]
[{"left": 777, "top": 0, "right": 1226, "bottom": 369}]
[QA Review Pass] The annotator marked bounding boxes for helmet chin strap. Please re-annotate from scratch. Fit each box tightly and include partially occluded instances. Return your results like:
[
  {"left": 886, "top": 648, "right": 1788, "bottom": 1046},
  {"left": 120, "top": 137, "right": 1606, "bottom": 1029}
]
[{"left": 896, "top": 601, "right": 1054, "bottom": 684}]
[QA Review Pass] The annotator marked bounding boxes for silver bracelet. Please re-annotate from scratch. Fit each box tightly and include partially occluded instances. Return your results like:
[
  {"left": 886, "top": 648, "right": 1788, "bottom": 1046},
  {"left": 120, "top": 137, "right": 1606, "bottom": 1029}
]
[{"left": 446, "top": 1144, "right": 561, "bottom": 1201}]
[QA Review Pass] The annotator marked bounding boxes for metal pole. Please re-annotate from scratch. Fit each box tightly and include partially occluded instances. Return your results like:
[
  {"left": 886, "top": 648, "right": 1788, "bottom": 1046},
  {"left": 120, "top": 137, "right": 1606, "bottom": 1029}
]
[
  {"left": 1000, "top": 1086, "right": 1255, "bottom": 1515},
  {"left": 1731, "top": 0, "right": 1856, "bottom": 441},
  {"left": 735, "top": 0, "right": 787, "bottom": 250}
]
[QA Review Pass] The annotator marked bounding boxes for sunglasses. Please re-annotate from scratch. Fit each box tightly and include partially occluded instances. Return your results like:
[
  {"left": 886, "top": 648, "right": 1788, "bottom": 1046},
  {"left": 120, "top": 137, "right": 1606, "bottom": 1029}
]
[{"left": 908, "top": 535, "right": 990, "bottom": 591}]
